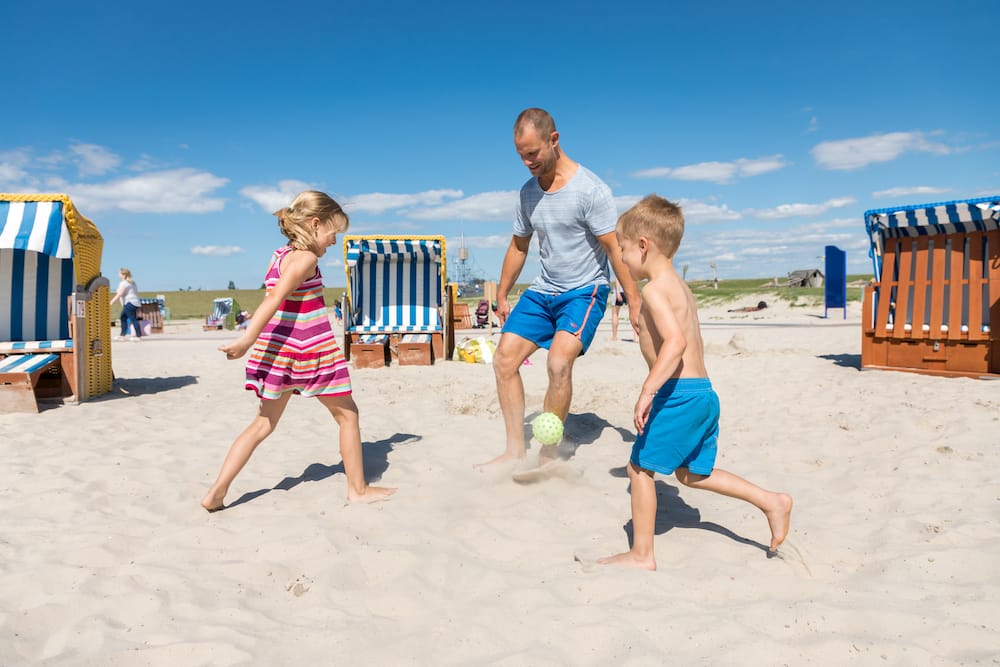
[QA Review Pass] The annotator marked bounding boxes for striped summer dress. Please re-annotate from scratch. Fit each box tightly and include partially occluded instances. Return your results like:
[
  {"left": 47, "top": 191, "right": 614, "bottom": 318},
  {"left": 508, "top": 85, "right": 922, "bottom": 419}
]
[{"left": 245, "top": 246, "right": 351, "bottom": 399}]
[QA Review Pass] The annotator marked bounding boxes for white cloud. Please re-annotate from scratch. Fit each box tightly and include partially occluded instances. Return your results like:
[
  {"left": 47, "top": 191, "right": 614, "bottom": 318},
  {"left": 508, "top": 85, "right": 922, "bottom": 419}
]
[
  {"left": 872, "top": 185, "right": 950, "bottom": 199},
  {"left": 811, "top": 132, "right": 951, "bottom": 170},
  {"left": 241, "top": 179, "right": 316, "bottom": 213},
  {"left": 407, "top": 190, "right": 518, "bottom": 222},
  {"left": 69, "top": 168, "right": 229, "bottom": 213},
  {"left": 70, "top": 143, "right": 121, "bottom": 177},
  {"left": 806, "top": 116, "right": 819, "bottom": 133},
  {"left": 346, "top": 189, "right": 463, "bottom": 214},
  {"left": 451, "top": 234, "right": 511, "bottom": 250},
  {"left": 191, "top": 245, "right": 245, "bottom": 256},
  {"left": 678, "top": 199, "right": 742, "bottom": 223},
  {"left": 753, "top": 196, "right": 856, "bottom": 220},
  {"left": 632, "top": 155, "right": 788, "bottom": 184}
]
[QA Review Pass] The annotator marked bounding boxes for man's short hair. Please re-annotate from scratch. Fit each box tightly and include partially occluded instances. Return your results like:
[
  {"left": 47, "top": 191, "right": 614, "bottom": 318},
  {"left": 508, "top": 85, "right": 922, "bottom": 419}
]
[{"left": 514, "top": 108, "right": 556, "bottom": 138}]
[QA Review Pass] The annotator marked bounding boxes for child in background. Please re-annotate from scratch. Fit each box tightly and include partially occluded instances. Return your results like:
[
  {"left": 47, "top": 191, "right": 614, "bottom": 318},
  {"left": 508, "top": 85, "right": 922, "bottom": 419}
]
[
  {"left": 201, "top": 190, "right": 396, "bottom": 511},
  {"left": 599, "top": 195, "right": 791, "bottom": 570}
]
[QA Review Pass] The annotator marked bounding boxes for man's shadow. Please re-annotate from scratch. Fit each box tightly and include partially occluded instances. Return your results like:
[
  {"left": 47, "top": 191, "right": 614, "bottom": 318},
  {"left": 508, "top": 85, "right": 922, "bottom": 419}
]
[
  {"left": 608, "top": 472, "right": 771, "bottom": 555},
  {"left": 224, "top": 432, "right": 419, "bottom": 510},
  {"left": 525, "top": 411, "right": 634, "bottom": 458}
]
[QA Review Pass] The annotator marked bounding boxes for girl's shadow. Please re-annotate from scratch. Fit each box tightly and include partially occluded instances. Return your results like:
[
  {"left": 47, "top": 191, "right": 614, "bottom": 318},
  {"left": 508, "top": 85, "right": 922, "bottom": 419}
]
[
  {"left": 610, "top": 474, "right": 771, "bottom": 555},
  {"left": 225, "top": 432, "right": 419, "bottom": 510}
]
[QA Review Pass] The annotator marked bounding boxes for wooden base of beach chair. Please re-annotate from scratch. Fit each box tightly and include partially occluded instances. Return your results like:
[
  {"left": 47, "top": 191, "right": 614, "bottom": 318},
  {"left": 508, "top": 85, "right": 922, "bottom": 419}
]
[
  {"left": 397, "top": 334, "right": 434, "bottom": 366},
  {"left": 0, "top": 353, "right": 66, "bottom": 413},
  {"left": 351, "top": 336, "right": 391, "bottom": 369}
]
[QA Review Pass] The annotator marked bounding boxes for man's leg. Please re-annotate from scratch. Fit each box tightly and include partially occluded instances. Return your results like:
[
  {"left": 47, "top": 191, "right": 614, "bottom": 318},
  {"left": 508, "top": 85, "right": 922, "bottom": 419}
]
[
  {"left": 537, "top": 330, "right": 583, "bottom": 462},
  {"left": 475, "top": 332, "right": 537, "bottom": 467}
]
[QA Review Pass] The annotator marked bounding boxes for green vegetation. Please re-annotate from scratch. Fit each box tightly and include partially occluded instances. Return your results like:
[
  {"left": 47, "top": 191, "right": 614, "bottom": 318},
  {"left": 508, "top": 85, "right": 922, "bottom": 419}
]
[{"left": 146, "top": 277, "right": 869, "bottom": 321}]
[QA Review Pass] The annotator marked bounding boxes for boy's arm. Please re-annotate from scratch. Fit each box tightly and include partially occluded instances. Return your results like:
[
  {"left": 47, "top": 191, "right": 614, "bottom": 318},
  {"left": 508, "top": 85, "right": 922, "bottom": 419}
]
[{"left": 633, "top": 284, "right": 688, "bottom": 433}]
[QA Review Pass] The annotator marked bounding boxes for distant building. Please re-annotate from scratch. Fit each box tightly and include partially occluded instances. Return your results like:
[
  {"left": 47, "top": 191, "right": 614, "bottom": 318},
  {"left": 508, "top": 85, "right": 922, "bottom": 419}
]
[{"left": 787, "top": 269, "right": 824, "bottom": 288}]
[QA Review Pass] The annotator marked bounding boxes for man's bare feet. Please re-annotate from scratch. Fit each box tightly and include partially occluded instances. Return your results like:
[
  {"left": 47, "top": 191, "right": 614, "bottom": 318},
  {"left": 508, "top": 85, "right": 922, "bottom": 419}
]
[
  {"left": 473, "top": 452, "right": 525, "bottom": 469},
  {"left": 347, "top": 485, "right": 397, "bottom": 504},
  {"left": 511, "top": 459, "right": 582, "bottom": 484},
  {"left": 200, "top": 488, "right": 226, "bottom": 512},
  {"left": 597, "top": 550, "right": 656, "bottom": 571},
  {"left": 764, "top": 492, "right": 793, "bottom": 552}
]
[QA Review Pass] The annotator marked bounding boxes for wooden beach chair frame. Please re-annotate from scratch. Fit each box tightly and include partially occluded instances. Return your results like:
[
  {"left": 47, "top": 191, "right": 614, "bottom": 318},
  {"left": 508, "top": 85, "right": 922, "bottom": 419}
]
[
  {"left": 861, "top": 196, "right": 1000, "bottom": 379},
  {"left": 0, "top": 194, "right": 113, "bottom": 411},
  {"left": 342, "top": 235, "right": 455, "bottom": 367}
]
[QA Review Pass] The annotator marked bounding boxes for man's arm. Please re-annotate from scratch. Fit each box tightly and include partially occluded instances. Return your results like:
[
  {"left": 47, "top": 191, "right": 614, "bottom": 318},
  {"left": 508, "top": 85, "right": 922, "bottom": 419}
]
[
  {"left": 496, "top": 235, "right": 531, "bottom": 319},
  {"left": 596, "top": 231, "right": 641, "bottom": 334}
]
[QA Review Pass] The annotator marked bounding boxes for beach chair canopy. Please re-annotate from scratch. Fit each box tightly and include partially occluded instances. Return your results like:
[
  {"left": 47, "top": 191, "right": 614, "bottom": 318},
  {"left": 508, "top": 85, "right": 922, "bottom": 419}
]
[
  {"left": 0, "top": 198, "right": 87, "bottom": 343},
  {"left": 344, "top": 236, "right": 446, "bottom": 333},
  {"left": 864, "top": 196, "right": 1000, "bottom": 277}
]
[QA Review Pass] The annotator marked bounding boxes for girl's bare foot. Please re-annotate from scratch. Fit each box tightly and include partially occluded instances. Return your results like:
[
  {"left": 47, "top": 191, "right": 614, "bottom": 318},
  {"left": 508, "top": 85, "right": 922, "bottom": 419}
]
[
  {"left": 347, "top": 485, "right": 397, "bottom": 504},
  {"left": 200, "top": 488, "right": 226, "bottom": 512},
  {"left": 764, "top": 493, "right": 793, "bottom": 551},
  {"left": 597, "top": 550, "right": 656, "bottom": 571}
]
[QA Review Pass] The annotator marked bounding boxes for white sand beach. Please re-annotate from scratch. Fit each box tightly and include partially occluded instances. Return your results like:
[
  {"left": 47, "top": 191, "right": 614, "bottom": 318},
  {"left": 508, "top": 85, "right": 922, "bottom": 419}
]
[{"left": 2, "top": 298, "right": 998, "bottom": 665}]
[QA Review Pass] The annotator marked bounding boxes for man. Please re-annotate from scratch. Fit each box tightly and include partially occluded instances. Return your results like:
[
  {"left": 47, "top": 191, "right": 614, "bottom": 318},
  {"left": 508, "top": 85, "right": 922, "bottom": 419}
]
[{"left": 477, "top": 108, "right": 641, "bottom": 475}]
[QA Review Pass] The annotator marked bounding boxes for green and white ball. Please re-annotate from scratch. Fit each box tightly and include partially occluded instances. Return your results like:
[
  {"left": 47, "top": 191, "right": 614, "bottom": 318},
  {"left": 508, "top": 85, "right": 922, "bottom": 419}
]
[{"left": 531, "top": 412, "right": 564, "bottom": 446}]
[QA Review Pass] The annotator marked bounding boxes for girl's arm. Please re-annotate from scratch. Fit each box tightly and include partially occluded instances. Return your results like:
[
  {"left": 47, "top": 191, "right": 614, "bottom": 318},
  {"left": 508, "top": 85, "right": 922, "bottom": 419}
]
[{"left": 219, "top": 250, "right": 318, "bottom": 360}]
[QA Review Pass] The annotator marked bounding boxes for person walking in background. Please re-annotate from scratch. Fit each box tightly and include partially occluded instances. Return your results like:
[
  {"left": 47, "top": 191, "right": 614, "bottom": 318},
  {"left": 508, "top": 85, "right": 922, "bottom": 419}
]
[
  {"left": 599, "top": 195, "right": 792, "bottom": 570},
  {"left": 610, "top": 279, "right": 627, "bottom": 341},
  {"left": 201, "top": 190, "right": 396, "bottom": 512},
  {"left": 477, "top": 108, "right": 641, "bottom": 475},
  {"left": 109, "top": 267, "right": 143, "bottom": 341}
]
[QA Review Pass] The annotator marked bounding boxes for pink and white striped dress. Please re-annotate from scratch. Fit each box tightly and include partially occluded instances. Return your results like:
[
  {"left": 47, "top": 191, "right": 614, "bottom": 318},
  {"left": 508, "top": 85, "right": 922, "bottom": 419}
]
[{"left": 245, "top": 246, "right": 351, "bottom": 399}]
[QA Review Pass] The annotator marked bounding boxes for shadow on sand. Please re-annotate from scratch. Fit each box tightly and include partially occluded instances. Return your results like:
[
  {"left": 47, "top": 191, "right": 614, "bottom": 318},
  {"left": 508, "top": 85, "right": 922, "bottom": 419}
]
[
  {"left": 525, "top": 411, "right": 634, "bottom": 458},
  {"left": 606, "top": 474, "right": 772, "bottom": 556},
  {"left": 818, "top": 352, "right": 861, "bottom": 370},
  {"left": 224, "top": 432, "right": 420, "bottom": 510}
]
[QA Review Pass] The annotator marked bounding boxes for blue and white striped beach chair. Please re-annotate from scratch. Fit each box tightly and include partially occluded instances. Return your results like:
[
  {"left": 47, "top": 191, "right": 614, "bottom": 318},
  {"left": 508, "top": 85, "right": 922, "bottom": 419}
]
[
  {"left": 203, "top": 297, "right": 238, "bottom": 331},
  {"left": 343, "top": 235, "right": 454, "bottom": 367},
  {"left": 0, "top": 194, "right": 113, "bottom": 411},
  {"left": 861, "top": 195, "right": 1000, "bottom": 378}
]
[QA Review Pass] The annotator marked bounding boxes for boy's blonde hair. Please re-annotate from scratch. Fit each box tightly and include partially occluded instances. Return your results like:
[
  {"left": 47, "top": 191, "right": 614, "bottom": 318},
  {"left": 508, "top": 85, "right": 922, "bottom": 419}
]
[
  {"left": 617, "top": 194, "right": 684, "bottom": 258},
  {"left": 273, "top": 190, "right": 349, "bottom": 252}
]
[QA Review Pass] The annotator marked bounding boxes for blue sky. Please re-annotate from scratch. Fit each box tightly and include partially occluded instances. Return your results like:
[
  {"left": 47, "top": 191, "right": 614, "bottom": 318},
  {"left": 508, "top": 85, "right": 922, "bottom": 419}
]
[{"left": 3, "top": 0, "right": 998, "bottom": 291}]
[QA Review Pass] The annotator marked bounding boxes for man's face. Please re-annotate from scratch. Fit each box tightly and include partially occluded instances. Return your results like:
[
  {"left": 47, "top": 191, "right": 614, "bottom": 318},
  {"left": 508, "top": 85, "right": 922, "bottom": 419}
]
[{"left": 514, "top": 126, "right": 558, "bottom": 178}]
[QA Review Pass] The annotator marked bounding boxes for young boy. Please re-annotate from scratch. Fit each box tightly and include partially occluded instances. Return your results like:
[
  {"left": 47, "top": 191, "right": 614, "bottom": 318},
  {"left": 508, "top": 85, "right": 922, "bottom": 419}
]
[{"left": 598, "top": 195, "right": 792, "bottom": 571}]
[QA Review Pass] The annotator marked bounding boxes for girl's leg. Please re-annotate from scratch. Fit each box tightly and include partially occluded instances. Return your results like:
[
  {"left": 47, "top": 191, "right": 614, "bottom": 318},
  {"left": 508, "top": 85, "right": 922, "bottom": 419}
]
[
  {"left": 598, "top": 462, "right": 658, "bottom": 570},
  {"left": 317, "top": 394, "right": 396, "bottom": 503},
  {"left": 201, "top": 392, "right": 292, "bottom": 511},
  {"left": 675, "top": 468, "right": 793, "bottom": 551}
]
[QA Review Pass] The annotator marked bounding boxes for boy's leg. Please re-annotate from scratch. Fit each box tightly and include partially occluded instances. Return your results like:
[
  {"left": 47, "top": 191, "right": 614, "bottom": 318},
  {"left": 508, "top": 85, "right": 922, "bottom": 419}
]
[
  {"left": 476, "top": 331, "right": 538, "bottom": 467},
  {"left": 317, "top": 394, "right": 395, "bottom": 503},
  {"left": 598, "top": 462, "right": 657, "bottom": 570},
  {"left": 675, "top": 468, "right": 793, "bottom": 551},
  {"left": 201, "top": 392, "right": 292, "bottom": 511}
]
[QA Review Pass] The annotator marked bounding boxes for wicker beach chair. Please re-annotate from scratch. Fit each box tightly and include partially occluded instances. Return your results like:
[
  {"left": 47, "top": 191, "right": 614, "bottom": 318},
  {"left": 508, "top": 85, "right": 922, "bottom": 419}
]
[
  {"left": 342, "top": 235, "right": 455, "bottom": 367},
  {"left": 0, "top": 194, "right": 113, "bottom": 411},
  {"left": 203, "top": 297, "right": 238, "bottom": 331},
  {"left": 861, "top": 195, "right": 1000, "bottom": 378}
]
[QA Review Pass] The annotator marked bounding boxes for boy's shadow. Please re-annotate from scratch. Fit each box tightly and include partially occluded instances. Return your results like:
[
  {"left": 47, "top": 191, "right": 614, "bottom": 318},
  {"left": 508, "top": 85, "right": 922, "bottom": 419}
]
[
  {"left": 527, "top": 411, "right": 634, "bottom": 459},
  {"left": 225, "top": 432, "right": 419, "bottom": 510},
  {"left": 609, "top": 473, "right": 771, "bottom": 555}
]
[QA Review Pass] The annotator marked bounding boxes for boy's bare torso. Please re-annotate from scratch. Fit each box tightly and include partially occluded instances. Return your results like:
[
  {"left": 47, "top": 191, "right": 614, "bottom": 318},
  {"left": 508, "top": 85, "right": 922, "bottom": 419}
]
[{"left": 637, "top": 271, "right": 709, "bottom": 379}]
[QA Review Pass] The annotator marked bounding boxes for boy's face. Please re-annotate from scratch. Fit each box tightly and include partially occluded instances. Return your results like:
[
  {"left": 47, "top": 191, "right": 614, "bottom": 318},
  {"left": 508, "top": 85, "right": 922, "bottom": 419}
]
[{"left": 616, "top": 232, "right": 645, "bottom": 281}]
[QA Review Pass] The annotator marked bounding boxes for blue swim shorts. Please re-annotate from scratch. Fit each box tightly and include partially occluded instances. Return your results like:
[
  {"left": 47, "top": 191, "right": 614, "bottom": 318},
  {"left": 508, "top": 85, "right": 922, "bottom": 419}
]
[
  {"left": 630, "top": 378, "right": 720, "bottom": 476},
  {"left": 503, "top": 283, "right": 610, "bottom": 355}
]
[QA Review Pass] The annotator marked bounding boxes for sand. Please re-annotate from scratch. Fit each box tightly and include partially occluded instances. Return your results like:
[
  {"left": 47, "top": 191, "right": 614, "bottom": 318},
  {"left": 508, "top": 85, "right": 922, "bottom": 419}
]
[{"left": 1, "top": 296, "right": 998, "bottom": 665}]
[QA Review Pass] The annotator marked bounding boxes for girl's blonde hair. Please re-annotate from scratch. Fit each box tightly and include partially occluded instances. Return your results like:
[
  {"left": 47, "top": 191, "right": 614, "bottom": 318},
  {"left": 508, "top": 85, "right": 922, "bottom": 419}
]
[
  {"left": 273, "top": 190, "right": 349, "bottom": 252},
  {"left": 119, "top": 267, "right": 134, "bottom": 283}
]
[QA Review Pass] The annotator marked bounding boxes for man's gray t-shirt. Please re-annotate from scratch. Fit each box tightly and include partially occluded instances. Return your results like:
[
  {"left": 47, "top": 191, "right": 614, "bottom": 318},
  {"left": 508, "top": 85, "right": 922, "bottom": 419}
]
[{"left": 514, "top": 165, "right": 617, "bottom": 294}]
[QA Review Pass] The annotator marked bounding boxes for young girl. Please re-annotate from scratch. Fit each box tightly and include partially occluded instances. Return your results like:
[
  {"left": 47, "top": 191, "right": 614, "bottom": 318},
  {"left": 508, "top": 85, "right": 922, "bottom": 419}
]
[
  {"left": 109, "top": 267, "right": 143, "bottom": 340},
  {"left": 201, "top": 190, "right": 396, "bottom": 511}
]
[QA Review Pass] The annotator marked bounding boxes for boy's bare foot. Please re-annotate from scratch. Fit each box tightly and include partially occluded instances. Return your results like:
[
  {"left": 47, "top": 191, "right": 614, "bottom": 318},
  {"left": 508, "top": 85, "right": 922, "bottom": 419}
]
[
  {"left": 473, "top": 452, "right": 525, "bottom": 469},
  {"left": 597, "top": 551, "right": 656, "bottom": 571},
  {"left": 511, "top": 459, "right": 582, "bottom": 484},
  {"left": 764, "top": 493, "right": 793, "bottom": 551},
  {"left": 347, "top": 485, "right": 397, "bottom": 504},
  {"left": 200, "top": 489, "right": 226, "bottom": 513}
]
